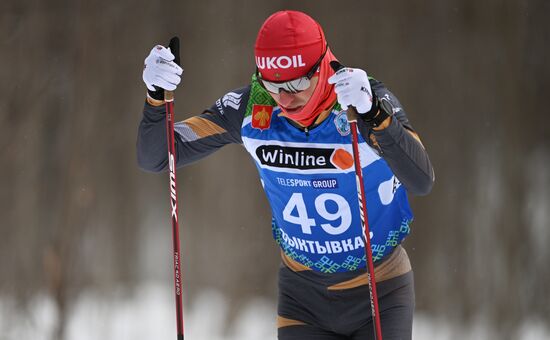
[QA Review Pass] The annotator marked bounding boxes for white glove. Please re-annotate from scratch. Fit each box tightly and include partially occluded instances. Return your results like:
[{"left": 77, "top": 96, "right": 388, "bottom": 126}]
[
  {"left": 142, "top": 45, "right": 183, "bottom": 91},
  {"left": 328, "top": 67, "right": 373, "bottom": 114}
]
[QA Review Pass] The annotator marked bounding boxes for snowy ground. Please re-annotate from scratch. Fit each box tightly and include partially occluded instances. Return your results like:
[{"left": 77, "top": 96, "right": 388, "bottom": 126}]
[{"left": 1, "top": 283, "right": 548, "bottom": 340}]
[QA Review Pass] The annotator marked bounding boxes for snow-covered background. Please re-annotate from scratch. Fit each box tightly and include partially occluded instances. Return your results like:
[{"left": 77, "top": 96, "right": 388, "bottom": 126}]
[{"left": 1, "top": 284, "right": 549, "bottom": 340}]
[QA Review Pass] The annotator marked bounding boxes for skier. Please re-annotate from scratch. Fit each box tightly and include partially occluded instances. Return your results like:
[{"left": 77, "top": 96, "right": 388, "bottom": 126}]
[{"left": 138, "top": 10, "right": 434, "bottom": 340}]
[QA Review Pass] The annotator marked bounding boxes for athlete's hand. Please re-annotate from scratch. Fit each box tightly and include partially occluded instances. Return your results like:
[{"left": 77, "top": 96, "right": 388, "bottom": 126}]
[
  {"left": 328, "top": 66, "right": 374, "bottom": 114},
  {"left": 142, "top": 41, "right": 183, "bottom": 92}
]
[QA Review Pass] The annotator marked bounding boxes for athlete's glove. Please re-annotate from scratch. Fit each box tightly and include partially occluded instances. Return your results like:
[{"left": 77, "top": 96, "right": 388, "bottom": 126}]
[
  {"left": 328, "top": 64, "right": 375, "bottom": 115},
  {"left": 142, "top": 37, "right": 183, "bottom": 99}
]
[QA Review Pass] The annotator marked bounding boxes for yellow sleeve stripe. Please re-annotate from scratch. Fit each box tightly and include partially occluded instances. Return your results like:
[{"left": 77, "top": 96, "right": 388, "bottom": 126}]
[{"left": 183, "top": 116, "right": 227, "bottom": 138}]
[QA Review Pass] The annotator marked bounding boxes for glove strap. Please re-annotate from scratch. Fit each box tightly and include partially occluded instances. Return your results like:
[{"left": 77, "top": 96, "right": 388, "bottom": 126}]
[
  {"left": 148, "top": 86, "right": 164, "bottom": 101},
  {"left": 361, "top": 95, "right": 390, "bottom": 128}
]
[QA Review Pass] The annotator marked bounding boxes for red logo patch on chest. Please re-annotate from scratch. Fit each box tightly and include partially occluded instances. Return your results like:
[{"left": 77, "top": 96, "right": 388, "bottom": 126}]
[{"left": 252, "top": 105, "right": 273, "bottom": 130}]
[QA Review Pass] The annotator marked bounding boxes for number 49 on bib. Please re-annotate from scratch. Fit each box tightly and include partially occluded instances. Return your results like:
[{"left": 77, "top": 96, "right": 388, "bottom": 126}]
[{"left": 282, "top": 193, "right": 352, "bottom": 236}]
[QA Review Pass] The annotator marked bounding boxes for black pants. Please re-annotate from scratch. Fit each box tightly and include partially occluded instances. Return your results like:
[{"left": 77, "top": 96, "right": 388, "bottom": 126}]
[{"left": 277, "top": 268, "right": 415, "bottom": 340}]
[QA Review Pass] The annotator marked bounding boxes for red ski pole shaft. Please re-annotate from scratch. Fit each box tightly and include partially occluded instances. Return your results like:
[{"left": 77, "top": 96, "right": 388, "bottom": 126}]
[
  {"left": 348, "top": 115, "right": 383, "bottom": 340},
  {"left": 331, "top": 58, "right": 382, "bottom": 340},
  {"left": 165, "top": 89, "right": 185, "bottom": 340}
]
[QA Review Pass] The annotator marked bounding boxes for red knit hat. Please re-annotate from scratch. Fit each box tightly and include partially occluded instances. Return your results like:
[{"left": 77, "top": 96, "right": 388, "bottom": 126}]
[{"left": 255, "top": 11, "right": 326, "bottom": 81}]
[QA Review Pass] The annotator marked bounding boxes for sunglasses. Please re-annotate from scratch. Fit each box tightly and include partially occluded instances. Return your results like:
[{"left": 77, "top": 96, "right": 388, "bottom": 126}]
[{"left": 257, "top": 45, "right": 328, "bottom": 94}]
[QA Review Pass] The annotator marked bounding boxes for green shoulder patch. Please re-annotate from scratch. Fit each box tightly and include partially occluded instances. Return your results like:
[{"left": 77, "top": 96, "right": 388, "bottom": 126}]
[{"left": 245, "top": 74, "right": 277, "bottom": 118}]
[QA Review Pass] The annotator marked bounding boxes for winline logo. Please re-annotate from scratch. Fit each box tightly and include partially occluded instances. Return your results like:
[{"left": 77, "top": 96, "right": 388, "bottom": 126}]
[{"left": 256, "top": 145, "right": 354, "bottom": 170}]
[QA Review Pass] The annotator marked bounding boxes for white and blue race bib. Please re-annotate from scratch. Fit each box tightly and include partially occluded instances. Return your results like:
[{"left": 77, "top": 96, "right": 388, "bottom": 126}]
[{"left": 242, "top": 106, "right": 413, "bottom": 273}]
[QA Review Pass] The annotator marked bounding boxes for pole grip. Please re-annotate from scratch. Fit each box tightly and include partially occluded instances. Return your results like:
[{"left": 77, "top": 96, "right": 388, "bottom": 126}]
[
  {"left": 329, "top": 61, "right": 360, "bottom": 122},
  {"left": 165, "top": 90, "right": 175, "bottom": 102}
]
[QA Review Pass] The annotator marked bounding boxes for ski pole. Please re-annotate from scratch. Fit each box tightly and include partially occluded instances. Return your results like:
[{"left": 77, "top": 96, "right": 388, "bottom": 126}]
[
  {"left": 330, "top": 61, "right": 383, "bottom": 340},
  {"left": 165, "top": 37, "right": 185, "bottom": 340}
]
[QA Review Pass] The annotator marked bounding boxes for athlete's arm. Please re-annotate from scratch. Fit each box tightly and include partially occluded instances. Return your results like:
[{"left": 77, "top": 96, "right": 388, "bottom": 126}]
[
  {"left": 137, "top": 87, "right": 249, "bottom": 172},
  {"left": 358, "top": 80, "right": 435, "bottom": 196}
]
